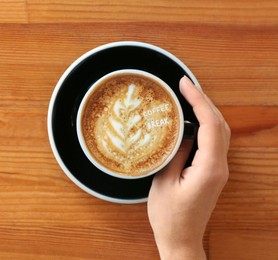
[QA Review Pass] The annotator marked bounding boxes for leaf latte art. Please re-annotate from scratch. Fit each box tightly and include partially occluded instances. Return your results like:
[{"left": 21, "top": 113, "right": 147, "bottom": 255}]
[
  {"left": 81, "top": 73, "right": 180, "bottom": 177},
  {"left": 105, "top": 84, "right": 151, "bottom": 154}
]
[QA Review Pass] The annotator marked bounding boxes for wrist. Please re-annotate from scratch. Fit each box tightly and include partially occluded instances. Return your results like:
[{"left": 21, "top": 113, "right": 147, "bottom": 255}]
[{"left": 156, "top": 240, "right": 206, "bottom": 260}]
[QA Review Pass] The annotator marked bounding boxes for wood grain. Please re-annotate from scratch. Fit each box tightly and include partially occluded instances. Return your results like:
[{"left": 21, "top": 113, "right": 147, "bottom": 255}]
[
  {"left": 0, "top": 0, "right": 27, "bottom": 23},
  {"left": 0, "top": 1, "right": 278, "bottom": 259},
  {"left": 0, "top": 24, "right": 277, "bottom": 106},
  {"left": 209, "top": 231, "right": 278, "bottom": 260},
  {"left": 25, "top": 0, "right": 278, "bottom": 25}
]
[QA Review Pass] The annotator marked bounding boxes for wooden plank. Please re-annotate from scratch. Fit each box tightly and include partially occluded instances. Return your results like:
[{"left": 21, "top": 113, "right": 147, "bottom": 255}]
[
  {"left": 209, "top": 231, "right": 278, "bottom": 260},
  {"left": 0, "top": 106, "right": 48, "bottom": 146},
  {"left": 0, "top": 24, "right": 277, "bottom": 106},
  {"left": 1, "top": 23, "right": 277, "bottom": 68},
  {"left": 0, "top": 0, "right": 27, "bottom": 23},
  {"left": 26, "top": 0, "right": 278, "bottom": 25},
  {"left": 0, "top": 185, "right": 152, "bottom": 223},
  {"left": 0, "top": 228, "right": 158, "bottom": 260},
  {"left": 220, "top": 106, "right": 278, "bottom": 147}
]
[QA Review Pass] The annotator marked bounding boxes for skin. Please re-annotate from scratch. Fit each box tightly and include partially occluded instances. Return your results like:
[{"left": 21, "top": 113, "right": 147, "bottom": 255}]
[{"left": 147, "top": 76, "right": 231, "bottom": 260}]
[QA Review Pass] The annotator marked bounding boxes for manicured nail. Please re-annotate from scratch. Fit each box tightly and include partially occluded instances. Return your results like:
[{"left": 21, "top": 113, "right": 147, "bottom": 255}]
[
  {"left": 180, "top": 75, "right": 192, "bottom": 95},
  {"left": 183, "top": 75, "right": 194, "bottom": 86}
]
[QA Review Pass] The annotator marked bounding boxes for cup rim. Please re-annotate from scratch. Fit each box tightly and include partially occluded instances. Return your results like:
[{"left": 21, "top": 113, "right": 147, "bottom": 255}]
[{"left": 76, "top": 69, "right": 184, "bottom": 179}]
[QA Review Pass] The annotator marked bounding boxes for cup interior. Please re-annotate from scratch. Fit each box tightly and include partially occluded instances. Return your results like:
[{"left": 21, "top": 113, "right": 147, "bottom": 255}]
[{"left": 76, "top": 69, "right": 184, "bottom": 179}]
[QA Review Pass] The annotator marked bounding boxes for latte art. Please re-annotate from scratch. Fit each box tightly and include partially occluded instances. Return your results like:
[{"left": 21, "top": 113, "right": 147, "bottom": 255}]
[
  {"left": 103, "top": 84, "right": 150, "bottom": 153},
  {"left": 81, "top": 73, "right": 180, "bottom": 177}
]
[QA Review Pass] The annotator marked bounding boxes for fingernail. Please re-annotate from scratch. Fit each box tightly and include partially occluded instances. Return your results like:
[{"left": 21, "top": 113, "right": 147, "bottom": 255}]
[
  {"left": 180, "top": 76, "right": 192, "bottom": 95},
  {"left": 183, "top": 75, "right": 193, "bottom": 85}
]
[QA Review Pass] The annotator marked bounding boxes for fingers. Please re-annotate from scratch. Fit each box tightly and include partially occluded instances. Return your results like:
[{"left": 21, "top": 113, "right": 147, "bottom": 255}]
[
  {"left": 153, "top": 76, "right": 230, "bottom": 187},
  {"left": 179, "top": 76, "right": 219, "bottom": 125},
  {"left": 179, "top": 76, "right": 230, "bottom": 157},
  {"left": 153, "top": 139, "right": 194, "bottom": 183}
]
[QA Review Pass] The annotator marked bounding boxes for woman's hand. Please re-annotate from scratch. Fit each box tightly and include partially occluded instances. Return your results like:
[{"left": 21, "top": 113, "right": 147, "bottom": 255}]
[{"left": 147, "top": 76, "right": 231, "bottom": 260}]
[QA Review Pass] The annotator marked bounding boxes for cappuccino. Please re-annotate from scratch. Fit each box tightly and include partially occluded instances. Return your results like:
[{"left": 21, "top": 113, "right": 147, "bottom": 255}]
[{"left": 78, "top": 70, "right": 182, "bottom": 177}]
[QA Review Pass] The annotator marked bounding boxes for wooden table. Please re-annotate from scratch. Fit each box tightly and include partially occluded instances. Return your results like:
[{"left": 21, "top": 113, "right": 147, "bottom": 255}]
[{"left": 1, "top": 1, "right": 277, "bottom": 259}]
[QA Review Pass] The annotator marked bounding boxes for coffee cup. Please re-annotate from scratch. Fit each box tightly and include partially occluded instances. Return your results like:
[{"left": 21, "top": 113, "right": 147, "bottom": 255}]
[{"left": 76, "top": 69, "right": 184, "bottom": 179}]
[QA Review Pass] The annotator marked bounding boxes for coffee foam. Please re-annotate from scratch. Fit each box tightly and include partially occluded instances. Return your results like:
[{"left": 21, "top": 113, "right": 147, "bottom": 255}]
[{"left": 81, "top": 74, "right": 179, "bottom": 176}]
